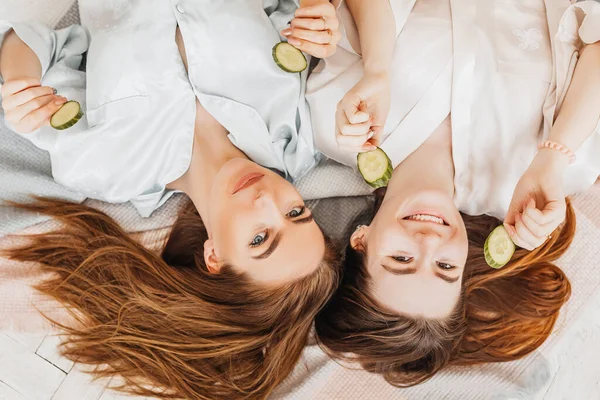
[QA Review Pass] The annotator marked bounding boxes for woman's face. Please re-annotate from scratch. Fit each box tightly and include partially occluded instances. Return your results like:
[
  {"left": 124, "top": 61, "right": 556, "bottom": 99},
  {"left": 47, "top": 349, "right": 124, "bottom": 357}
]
[
  {"left": 205, "top": 158, "right": 325, "bottom": 285},
  {"left": 352, "top": 190, "right": 468, "bottom": 319}
]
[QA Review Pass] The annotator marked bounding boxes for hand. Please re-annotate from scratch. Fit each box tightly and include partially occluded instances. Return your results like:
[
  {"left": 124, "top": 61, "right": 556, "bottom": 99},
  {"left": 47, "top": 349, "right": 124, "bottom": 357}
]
[
  {"left": 282, "top": 1, "right": 341, "bottom": 59},
  {"left": 1, "top": 78, "right": 67, "bottom": 133},
  {"left": 504, "top": 151, "right": 569, "bottom": 250},
  {"left": 335, "top": 72, "right": 391, "bottom": 153}
]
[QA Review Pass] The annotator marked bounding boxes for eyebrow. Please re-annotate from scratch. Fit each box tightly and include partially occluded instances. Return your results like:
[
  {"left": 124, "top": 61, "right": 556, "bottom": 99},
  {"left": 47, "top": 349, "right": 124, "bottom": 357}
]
[
  {"left": 382, "top": 265, "right": 417, "bottom": 275},
  {"left": 435, "top": 272, "right": 459, "bottom": 283},
  {"left": 253, "top": 232, "right": 282, "bottom": 260},
  {"left": 382, "top": 263, "right": 460, "bottom": 284}
]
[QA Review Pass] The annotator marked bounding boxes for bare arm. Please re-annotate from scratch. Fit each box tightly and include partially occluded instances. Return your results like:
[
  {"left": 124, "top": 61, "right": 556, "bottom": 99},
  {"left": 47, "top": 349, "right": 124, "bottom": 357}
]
[
  {"left": 285, "top": 0, "right": 341, "bottom": 59},
  {"left": 334, "top": 0, "right": 396, "bottom": 153},
  {"left": 547, "top": 41, "right": 600, "bottom": 160},
  {"left": 504, "top": 42, "right": 600, "bottom": 250},
  {"left": 0, "top": 30, "right": 66, "bottom": 133},
  {"left": 346, "top": 0, "right": 396, "bottom": 75},
  {"left": 0, "top": 29, "right": 42, "bottom": 81}
]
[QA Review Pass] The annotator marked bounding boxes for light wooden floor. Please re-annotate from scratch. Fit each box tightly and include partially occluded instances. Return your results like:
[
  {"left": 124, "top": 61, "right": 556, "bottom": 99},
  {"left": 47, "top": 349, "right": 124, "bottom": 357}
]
[{"left": 0, "top": 331, "right": 150, "bottom": 400}]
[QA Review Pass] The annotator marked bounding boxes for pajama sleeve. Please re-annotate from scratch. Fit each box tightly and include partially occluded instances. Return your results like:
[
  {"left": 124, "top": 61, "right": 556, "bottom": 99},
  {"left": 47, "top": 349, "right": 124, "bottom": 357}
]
[{"left": 0, "top": 21, "right": 89, "bottom": 85}]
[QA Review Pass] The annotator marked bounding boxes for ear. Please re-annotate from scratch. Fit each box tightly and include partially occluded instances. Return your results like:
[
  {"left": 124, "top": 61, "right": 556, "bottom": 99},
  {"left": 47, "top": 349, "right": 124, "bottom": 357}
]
[
  {"left": 203, "top": 239, "right": 221, "bottom": 274},
  {"left": 350, "top": 225, "right": 369, "bottom": 253}
]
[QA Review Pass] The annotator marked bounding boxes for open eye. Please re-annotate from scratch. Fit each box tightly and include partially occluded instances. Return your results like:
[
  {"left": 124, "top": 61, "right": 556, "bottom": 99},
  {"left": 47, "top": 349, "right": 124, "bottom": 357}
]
[
  {"left": 286, "top": 206, "right": 305, "bottom": 218},
  {"left": 437, "top": 262, "right": 456, "bottom": 270},
  {"left": 393, "top": 256, "right": 413, "bottom": 263},
  {"left": 250, "top": 231, "right": 268, "bottom": 248}
]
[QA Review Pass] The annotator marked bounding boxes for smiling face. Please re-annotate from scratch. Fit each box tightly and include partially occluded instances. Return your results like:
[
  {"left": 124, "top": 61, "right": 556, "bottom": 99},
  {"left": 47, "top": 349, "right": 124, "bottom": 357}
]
[
  {"left": 204, "top": 158, "right": 325, "bottom": 285},
  {"left": 351, "top": 190, "right": 468, "bottom": 319}
]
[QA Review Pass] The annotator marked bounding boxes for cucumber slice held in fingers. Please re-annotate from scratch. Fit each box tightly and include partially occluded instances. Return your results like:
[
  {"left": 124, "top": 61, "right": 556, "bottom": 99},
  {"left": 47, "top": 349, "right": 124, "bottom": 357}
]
[
  {"left": 357, "top": 147, "right": 393, "bottom": 189},
  {"left": 273, "top": 42, "right": 308, "bottom": 73},
  {"left": 50, "top": 101, "right": 84, "bottom": 130},
  {"left": 484, "top": 225, "right": 516, "bottom": 269}
]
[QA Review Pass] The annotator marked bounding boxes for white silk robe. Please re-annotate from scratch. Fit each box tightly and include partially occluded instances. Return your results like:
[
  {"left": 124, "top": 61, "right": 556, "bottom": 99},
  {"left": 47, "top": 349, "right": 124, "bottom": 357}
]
[{"left": 308, "top": 0, "right": 600, "bottom": 218}]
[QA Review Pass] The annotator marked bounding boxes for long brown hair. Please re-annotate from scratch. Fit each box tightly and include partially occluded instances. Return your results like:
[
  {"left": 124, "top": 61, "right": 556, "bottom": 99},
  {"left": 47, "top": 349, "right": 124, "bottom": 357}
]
[
  {"left": 315, "top": 199, "right": 574, "bottom": 387},
  {"left": 3, "top": 198, "right": 342, "bottom": 399}
]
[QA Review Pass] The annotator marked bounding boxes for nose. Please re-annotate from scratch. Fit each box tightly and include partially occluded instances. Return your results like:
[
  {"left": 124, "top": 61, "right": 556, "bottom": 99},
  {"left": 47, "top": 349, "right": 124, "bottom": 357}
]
[
  {"left": 414, "top": 231, "right": 443, "bottom": 248},
  {"left": 408, "top": 221, "right": 447, "bottom": 248},
  {"left": 404, "top": 218, "right": 449, "bottom": 238},
  {"left": 254, "top": 191, "right": 283, "bottom": 220}
]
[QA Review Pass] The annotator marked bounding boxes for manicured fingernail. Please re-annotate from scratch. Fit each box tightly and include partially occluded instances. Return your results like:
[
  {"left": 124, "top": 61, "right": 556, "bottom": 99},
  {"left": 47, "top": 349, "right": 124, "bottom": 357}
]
[
  {"left": 504, "top": 223, "right": 515, "bottom": 236},
  {"left": 52, "top": 88, "right": 57, "bottom": 95},
  {"left": 358, "top": 116, "right": 369, "bottom": 124},
  {"left": 367, "top": 131, "right": 375, "bottom": 140},
  {"left": 281, "top": 29, "right": 292, "bottom": 36},
  {"left": 288, "top": 38, "right": 301, "bottom": 46}
]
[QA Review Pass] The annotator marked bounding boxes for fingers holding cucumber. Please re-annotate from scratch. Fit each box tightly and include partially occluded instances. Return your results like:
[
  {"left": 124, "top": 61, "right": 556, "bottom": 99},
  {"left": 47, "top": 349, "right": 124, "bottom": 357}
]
[
  {"left": 281, "top": 0, "right": 341, "bottom": 59},
  {"left": 2, "top": 83, "right": 56, "bottom": 110},
  {"left": 335, "top": 73, "right": 391, "bottom": 154},
  {"left": 22, "top": 95, "right": 71, "bottom": 131},
  {"left": 336, "top": 101, "right": 377, "bottom": 153},
  {"left": 504, "top": 208, "right": 556, "bottom": 251},
  {"left": 1, "top": 78, "right": 68, "bottom": 133},
  {"left": 13, "top": 94, "right": 63, "bottom": 120},
  {"left": 504, "top": 153, "right": 567, "bottom": 251}
]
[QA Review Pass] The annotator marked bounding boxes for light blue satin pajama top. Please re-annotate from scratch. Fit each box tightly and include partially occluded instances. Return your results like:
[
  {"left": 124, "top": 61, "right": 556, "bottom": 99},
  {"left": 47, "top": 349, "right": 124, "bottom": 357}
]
[{"left": 0, "top": 0, "right": 318, "bottom": 217}]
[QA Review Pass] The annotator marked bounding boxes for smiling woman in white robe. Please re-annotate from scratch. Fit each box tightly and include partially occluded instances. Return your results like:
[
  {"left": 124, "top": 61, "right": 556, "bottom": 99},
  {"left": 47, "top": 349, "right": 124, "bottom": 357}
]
[{"left": 310, "top": 0, "right": 600, "bottom": 388}]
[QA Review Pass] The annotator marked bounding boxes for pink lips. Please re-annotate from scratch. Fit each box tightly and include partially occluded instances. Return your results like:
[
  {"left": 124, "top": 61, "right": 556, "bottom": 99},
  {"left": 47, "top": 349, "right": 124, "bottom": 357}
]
[{"left": 232, "top": 172, "right": 265, "bottom": 194}]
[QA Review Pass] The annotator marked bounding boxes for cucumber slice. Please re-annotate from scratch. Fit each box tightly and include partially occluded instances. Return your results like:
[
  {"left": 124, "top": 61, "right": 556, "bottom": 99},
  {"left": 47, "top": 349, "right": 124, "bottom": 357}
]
[
  {"left": 484, "top": 226, "right": 516, "bottom": 269},
  {"left": 273, "top": 42, "right": 308, "bottom": 73},
  {"left": 357, "top": 147, "right": 393, "bottom": 189},
  {"left": 50, "top": 101, "right": 83, "bottom": 130}
]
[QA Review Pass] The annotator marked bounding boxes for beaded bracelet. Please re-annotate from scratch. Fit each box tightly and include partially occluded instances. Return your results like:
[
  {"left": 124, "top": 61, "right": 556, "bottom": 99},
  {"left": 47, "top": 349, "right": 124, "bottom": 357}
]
[{"left": 538, "top": 141, "right": 576, "bottom": 165}]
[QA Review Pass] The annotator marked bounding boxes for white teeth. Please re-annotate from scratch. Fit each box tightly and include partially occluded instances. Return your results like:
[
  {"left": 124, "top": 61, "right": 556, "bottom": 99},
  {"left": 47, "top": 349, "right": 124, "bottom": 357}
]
[{"left": 406, "top": 214, "right": 445, "bottom": 225}]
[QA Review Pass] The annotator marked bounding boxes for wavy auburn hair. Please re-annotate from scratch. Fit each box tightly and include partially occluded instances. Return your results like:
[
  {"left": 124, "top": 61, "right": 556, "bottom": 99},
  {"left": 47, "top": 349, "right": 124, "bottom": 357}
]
[
  {"left": 4, "top": 198, "right": 342, "bottom": 399},
  {"left": 315, "top": 198, "right": 575, "bottom": 387}
]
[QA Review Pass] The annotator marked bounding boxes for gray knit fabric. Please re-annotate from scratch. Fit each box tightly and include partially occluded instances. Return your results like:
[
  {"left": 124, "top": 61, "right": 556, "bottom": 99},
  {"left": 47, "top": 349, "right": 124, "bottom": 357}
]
[
  {"left": 0, "top": 108, "right": 85, "bottom": 235},
  {"left": 55, "top": 0, "right": 79, "bottom": 29}
]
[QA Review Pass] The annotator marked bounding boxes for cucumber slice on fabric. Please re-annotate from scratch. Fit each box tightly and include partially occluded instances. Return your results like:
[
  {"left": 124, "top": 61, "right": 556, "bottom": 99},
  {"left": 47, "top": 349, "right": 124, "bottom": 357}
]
[
  {"left": 357, "top": 147, "right": 393, "bottom": 189},
  {"left": 484, "top": 226, "right": 516, "bottom": 269},
  {"left": 50, "top": 101, "right": 83, "bottom": 130},
  {"left": 273, "top": 42, "right": 308, "bottom": 73}
]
